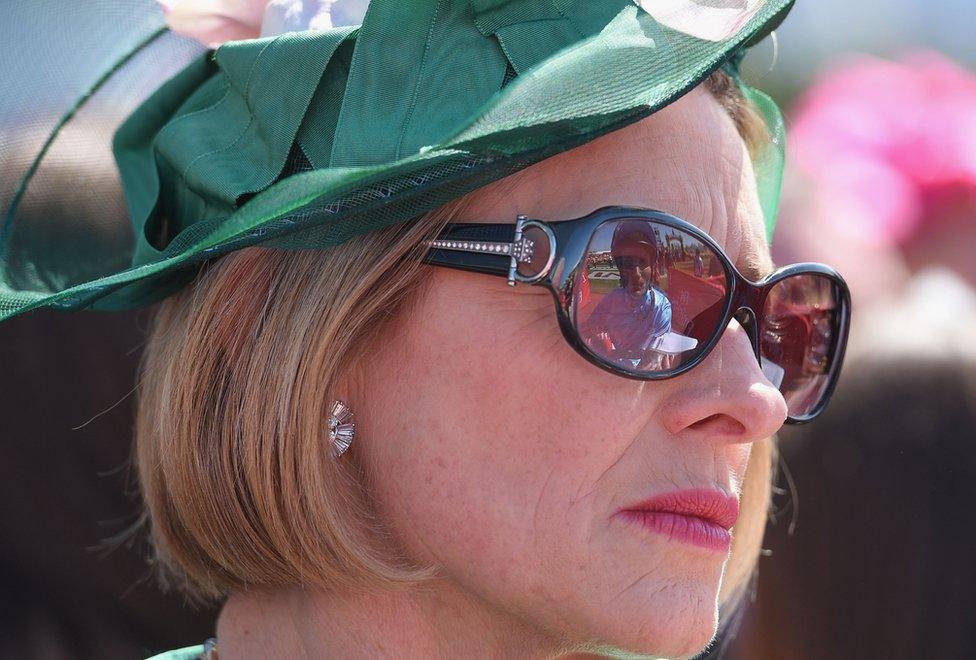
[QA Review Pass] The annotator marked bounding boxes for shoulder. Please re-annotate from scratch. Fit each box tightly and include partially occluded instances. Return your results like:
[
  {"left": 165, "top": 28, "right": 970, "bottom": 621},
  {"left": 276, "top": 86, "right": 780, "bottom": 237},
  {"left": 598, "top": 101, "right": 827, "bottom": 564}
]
[{"left": 145, "top": 645, "right": 205, "bottom": 660}]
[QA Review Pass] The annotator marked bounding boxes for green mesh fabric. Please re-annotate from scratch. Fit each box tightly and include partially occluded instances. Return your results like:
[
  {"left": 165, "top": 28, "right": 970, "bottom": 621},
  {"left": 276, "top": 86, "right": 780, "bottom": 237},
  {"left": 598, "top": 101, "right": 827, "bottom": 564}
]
[{"left": 0, "top": 0, "right": 793, "bottom": 323}]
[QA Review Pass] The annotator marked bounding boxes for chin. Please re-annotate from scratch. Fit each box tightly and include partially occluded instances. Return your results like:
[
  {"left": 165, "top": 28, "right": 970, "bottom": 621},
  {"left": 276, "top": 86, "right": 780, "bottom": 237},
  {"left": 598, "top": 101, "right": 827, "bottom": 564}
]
[{"left": 575, "top": 574, "right": 723, "bottom": 659}]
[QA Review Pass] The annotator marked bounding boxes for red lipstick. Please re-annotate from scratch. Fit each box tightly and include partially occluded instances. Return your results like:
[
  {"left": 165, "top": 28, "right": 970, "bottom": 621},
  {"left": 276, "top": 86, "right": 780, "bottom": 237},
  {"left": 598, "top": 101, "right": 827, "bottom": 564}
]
[{"left": 615, "top": 488, "right": 739, "bottom": 552}]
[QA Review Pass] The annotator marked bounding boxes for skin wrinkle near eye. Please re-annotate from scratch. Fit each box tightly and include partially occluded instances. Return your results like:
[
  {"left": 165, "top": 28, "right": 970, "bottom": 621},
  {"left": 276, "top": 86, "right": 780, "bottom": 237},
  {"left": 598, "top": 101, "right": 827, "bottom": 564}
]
[
  {"left": 229, "top": 83, "right": 789, "bottom": 660},
  {"left": 509, "top": 303, "right": 556, "bottom": 336},
  {"left": 478, "top": 286, "right": 563, "bottom": 372},
  {"left": 654, "top": 136, "right": 766, "bottom": 285}
]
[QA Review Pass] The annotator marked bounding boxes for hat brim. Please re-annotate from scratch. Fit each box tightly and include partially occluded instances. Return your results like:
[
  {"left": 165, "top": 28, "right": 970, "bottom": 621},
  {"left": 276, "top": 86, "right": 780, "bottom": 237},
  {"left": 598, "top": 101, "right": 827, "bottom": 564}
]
[{"left": 0, "top": 0, "right": 792, "bottom": 322}]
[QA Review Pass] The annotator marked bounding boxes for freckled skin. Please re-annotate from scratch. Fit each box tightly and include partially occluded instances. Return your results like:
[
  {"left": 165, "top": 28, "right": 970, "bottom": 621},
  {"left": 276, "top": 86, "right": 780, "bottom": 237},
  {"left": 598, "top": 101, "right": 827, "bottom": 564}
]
[
  {"left": 352, "top": 87, "right": 788, "bottom": 658},
  {"left": 217, "top": 87, "right": 790, "bottom": 660}
]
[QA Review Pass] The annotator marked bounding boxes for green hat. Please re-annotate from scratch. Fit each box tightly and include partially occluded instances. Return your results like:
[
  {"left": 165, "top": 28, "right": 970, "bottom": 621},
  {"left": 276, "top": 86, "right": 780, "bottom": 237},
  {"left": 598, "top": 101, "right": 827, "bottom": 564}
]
[{"left": 0, "top": 0, "right": 792, "bottom": 324}]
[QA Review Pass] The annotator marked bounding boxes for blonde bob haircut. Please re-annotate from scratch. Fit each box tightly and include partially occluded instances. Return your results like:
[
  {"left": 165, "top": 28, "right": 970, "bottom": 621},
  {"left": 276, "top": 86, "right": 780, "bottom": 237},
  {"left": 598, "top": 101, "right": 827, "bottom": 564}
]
[{"left": 133, "top": 68, "right": 774, "bottom": 604}]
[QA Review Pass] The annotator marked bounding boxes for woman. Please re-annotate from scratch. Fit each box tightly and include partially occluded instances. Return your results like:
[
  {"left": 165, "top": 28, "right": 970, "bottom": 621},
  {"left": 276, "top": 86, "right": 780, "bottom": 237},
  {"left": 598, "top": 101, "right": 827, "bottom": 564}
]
[{"left": 0, "top": 0, "right": 849, "bottom": 658}]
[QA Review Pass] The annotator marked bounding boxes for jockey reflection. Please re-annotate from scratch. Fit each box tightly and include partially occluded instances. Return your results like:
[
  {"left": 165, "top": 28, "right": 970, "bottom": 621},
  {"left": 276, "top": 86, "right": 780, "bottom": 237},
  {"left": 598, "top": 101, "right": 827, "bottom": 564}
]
[{"left": 580, "top": 220, "right": 676, "bottom": 370}]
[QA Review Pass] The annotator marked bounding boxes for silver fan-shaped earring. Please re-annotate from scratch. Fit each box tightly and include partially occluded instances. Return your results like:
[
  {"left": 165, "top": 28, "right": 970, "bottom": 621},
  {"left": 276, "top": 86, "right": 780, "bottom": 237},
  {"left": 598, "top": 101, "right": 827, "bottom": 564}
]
[{"left": 328, "top": 399, "right": 355, "bottom": 458}]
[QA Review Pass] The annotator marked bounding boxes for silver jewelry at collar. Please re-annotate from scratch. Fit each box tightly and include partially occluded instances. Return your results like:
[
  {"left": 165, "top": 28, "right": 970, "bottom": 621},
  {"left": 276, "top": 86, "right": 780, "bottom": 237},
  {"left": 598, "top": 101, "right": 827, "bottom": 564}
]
[{"left": 328, "top": 399, "right": 355, "bottom": 458}]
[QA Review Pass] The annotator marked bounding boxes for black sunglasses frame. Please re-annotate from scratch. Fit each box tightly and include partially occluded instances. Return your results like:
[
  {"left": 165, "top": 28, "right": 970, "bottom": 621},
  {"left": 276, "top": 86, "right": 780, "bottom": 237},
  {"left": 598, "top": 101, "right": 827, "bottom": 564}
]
[{"left": 422, "top": 206, "right": 851, "bottom": 424}]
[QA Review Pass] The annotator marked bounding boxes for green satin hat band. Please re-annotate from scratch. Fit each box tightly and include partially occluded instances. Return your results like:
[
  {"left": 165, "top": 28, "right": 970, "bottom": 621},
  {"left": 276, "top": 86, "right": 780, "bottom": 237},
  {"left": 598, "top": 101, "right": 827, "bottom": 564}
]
[{"left": 0, "top": 0, "right": 792, "bottom": 322}]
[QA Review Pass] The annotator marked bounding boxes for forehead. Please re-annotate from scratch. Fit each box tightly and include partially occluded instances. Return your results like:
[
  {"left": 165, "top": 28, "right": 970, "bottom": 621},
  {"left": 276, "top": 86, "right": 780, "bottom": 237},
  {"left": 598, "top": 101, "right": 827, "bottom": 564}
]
[{"left": 456, "top": 86, "right": 772, "bottom": 277}]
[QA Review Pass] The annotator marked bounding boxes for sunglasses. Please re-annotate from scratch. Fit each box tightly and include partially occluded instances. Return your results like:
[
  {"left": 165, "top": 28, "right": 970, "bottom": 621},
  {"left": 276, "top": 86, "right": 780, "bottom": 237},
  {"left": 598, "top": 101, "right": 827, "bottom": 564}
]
[{"left": 422, "top": 206, "right": 851, "bottom": 424}]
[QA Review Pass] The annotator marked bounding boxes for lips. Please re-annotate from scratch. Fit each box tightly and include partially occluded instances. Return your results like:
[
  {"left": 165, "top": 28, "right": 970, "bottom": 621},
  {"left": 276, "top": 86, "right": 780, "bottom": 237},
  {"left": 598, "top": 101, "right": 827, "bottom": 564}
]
[{"left": 614, "top": 488, "right": 740, "bottom": 552}]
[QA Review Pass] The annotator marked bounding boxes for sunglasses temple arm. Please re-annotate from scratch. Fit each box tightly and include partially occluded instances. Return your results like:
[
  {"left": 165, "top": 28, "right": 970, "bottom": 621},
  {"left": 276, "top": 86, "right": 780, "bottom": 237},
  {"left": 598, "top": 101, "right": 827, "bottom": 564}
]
[{"left": 423, "top": 220, "right": 537, "bottom": 286}]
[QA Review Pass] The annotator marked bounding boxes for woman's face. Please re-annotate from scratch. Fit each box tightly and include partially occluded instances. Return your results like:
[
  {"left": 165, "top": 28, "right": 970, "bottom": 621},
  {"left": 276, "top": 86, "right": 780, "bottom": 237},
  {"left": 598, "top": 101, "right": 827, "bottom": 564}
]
[{"left": 354, "top": 87, "right": 788, "bottom": 658}]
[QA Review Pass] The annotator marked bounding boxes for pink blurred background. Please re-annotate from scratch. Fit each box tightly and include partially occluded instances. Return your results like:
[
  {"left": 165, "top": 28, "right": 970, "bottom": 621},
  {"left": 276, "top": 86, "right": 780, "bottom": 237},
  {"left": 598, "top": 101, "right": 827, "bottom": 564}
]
[{"left": 2, "top": 1, "right": 975, "bottom": 658}]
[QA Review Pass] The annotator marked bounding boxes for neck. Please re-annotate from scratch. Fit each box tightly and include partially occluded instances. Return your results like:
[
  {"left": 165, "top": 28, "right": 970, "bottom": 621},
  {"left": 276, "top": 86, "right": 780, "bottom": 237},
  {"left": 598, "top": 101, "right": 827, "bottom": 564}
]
[{"left": 215, "top": 577, "right": 570, "bottom": 659}]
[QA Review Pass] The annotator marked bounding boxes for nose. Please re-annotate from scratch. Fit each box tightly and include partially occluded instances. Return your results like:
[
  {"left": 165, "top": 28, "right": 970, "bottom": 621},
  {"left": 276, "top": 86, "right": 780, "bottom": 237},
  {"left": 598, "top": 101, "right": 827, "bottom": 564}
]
[{"left": 657, "top": 318, "right": 789, "bottom": 443}]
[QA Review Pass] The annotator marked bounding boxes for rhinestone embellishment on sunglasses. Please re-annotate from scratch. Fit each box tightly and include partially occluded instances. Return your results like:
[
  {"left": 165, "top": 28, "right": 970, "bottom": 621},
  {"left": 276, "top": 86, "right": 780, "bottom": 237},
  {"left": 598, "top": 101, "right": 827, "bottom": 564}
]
[
  {"left": 426, "top": 236, "right": 536, "bottom": 264},
  {"left": 427, "top": 215, "right": 539, "bottom": 287},
  {"left": 428, "top": 239, "right": 513, "bottom": 254}
]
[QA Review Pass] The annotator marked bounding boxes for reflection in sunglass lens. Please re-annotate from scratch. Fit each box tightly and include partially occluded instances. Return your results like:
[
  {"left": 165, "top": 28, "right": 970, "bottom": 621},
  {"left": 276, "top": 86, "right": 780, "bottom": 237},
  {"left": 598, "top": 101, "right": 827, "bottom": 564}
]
[
  {"left": 760, "top": 273, "right": 842, "bottom": 419},
  {"left": 572, "top": 218, "right": 728, "bottom": 374}
]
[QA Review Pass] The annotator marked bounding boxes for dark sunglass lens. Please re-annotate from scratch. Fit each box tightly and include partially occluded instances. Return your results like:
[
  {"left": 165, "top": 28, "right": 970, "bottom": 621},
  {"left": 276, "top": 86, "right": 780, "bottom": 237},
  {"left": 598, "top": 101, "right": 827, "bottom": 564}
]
[
  {"left": 572, "top": 218, "right": 728, "bottom": 374},
  {"left": 761, "top": 273, "right": 844, "bottom": 419}
]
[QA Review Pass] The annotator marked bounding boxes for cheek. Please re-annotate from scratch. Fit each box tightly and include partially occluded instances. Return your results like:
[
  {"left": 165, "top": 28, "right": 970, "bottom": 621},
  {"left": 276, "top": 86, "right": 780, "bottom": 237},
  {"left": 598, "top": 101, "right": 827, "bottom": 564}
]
[
  {"left": 355, "top": 275, "right": 747, "bottom": 653},
  {"left": 359, "top": 277, "right": 641, "bottom": 592}
]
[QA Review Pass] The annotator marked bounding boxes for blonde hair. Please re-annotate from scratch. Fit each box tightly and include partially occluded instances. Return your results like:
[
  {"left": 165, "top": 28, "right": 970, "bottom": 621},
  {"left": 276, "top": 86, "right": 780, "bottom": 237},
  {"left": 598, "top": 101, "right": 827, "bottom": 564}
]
[{"left": 133, "top": 69, "right": 772, "bottom": 602}]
